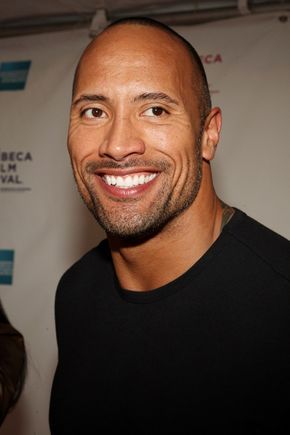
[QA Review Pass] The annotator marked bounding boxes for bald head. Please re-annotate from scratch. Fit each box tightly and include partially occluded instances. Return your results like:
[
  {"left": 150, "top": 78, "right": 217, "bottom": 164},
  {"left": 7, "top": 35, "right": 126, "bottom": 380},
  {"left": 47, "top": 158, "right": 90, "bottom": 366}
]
[
  {"left": 68, "top": 16, "right": 222, "bottom": 241},
  {"left": 73, "top": 17, "right": 211, "bottom": 125}
]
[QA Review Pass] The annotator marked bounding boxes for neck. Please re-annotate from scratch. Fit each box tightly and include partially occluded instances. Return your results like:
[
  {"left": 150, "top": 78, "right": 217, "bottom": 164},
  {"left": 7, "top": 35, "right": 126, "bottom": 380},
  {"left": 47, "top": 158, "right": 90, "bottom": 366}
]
[{"left": 108, "top": 163, "right": 230, "bottom": 291}]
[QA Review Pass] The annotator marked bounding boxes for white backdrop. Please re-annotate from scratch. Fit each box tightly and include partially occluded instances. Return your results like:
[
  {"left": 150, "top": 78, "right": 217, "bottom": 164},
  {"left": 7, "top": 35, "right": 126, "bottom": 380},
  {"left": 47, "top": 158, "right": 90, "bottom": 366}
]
[{"left": 0, "top": 12, "right": 289, "bottom": 435}]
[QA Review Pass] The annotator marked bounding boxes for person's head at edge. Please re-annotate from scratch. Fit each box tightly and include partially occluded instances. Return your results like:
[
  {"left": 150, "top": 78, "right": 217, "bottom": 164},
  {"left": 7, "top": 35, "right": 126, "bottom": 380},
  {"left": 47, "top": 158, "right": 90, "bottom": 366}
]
[{"left": 68, "top": 17, "right": 227, "bottom": 290}]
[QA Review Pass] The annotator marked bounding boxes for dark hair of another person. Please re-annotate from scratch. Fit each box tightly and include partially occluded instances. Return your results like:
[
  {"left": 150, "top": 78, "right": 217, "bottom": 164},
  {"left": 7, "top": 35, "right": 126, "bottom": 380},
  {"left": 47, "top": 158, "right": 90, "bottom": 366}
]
[{"left": 0, "top": 301, "right": 26, "bottom": 426}]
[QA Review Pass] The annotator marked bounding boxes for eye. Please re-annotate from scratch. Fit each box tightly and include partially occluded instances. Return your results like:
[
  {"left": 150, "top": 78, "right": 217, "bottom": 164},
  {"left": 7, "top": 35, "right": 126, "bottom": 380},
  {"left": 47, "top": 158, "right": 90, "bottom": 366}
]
[
  {"left": 142, "top": 106, "right": 169, "bottom": 117},
  {"left": 81, "top": 108, "right": 106, "bottom": 119}
]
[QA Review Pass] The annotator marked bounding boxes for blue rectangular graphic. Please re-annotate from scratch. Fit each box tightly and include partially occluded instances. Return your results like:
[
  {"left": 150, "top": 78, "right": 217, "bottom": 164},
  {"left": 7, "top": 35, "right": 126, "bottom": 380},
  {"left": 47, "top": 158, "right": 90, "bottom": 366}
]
[
  {"left": 0, "top": 250, "right": 14, "bottom": 285},
  {"left": 0, "top": 61, "right": 31, "bottom": 91}
]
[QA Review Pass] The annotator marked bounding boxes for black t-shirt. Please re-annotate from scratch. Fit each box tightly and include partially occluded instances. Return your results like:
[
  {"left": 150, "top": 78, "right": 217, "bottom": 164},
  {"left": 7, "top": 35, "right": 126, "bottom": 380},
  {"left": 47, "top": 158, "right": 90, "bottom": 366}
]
[{"left": 49, "top": 210, "right": 290, "bottom": 434}]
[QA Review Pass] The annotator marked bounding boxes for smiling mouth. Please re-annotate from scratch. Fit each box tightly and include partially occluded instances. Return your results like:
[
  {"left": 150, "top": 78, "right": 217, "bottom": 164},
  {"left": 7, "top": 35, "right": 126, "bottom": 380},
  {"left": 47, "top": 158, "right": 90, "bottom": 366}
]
[{"left": 102, "top": 173, "right": 157, "bottom": 189}]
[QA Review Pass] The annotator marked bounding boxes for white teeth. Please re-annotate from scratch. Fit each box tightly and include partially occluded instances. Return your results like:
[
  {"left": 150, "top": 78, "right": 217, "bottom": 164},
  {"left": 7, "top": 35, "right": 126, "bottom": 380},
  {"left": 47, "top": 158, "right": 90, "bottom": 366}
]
[
  {"left": 116, "top": 176, "right": 123, "bottom": 186},
  {"left": 133, "top": 174, "right": 139, "bottom": 186},
  {"left": 103, "top": 173, "right": 157, "bottom": 188},
  {"left": 124, "top": 177, "right": 131, "bottom": 187}
]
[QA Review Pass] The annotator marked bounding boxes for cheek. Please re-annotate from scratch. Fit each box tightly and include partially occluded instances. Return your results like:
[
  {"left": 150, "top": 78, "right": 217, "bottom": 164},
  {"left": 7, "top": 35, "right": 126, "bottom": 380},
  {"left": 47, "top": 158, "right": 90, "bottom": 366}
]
[
  {"left": 68, "top": 123, "right": 104, "bottom": 166},
  {"left": 146, "top": 122, "right": 189, "bottom": 150},
  {"left": 173, "top": 148, "right": 197, "bottom": 189},
  {"left": 146, "top": 124, "right": 196, "bottom": 171}
]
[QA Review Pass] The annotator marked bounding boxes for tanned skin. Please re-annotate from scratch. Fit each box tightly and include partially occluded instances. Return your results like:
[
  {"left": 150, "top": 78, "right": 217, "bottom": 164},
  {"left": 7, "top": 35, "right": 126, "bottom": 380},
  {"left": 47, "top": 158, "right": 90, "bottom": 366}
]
[{"left": 69, "top": 23, "right": 234, "bottom": 291}]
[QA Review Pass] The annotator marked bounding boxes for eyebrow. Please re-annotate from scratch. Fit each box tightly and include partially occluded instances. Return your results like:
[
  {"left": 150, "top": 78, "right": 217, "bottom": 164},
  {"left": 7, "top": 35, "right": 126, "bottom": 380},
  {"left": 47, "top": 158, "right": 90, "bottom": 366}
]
[
  {"left": 72, "top": 94, "right": 108, "bottom": 106},
  {"left": 133, "top": 92, "right": 179, "bottom": 106},
  {"left": 72, "top": 92, "right": 179, "bottom": 107}
]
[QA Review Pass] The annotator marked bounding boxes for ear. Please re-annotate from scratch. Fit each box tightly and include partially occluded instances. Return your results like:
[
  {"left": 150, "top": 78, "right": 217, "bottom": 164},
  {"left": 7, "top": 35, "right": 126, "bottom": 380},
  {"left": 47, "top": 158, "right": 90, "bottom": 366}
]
[{"left": 201, "top": 107, "right": 222, "bottom": 161}]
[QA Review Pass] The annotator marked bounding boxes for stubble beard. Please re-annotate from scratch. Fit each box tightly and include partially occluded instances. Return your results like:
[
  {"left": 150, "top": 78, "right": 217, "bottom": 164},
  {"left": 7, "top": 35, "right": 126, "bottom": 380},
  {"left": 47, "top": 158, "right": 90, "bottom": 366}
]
[{"left": 76, "top": 141, "right": 202, "bottom": 242}]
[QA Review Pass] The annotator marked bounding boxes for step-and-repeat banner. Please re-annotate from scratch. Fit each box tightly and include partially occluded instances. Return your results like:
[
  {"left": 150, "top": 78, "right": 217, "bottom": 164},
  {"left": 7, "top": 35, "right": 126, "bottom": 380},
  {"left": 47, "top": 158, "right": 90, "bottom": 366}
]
[{"left": 1, "top": 12, "right": 289, "bottom": 435}]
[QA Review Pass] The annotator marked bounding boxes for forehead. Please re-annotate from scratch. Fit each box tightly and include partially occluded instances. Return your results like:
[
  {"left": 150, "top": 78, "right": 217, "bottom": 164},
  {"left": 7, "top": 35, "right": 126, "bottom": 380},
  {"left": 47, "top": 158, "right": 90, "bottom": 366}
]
[{"left": 74, "top": 25, "right": 196, "bottom": 98}]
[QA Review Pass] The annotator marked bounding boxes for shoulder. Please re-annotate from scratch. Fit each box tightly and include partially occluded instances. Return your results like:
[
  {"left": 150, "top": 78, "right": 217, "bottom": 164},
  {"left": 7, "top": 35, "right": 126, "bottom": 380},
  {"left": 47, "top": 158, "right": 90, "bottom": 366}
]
[{"left": 224, "top": 209, "right": 290, "bottom": 281}]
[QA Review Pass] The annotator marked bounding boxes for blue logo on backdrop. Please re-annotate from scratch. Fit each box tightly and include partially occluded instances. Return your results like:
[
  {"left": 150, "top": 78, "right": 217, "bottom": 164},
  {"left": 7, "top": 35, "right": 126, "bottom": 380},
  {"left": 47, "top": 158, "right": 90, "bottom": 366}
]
[
  {"left": 0, "top": 250, "right": 14, "bottom": 285},
  {"left": 0, "top": 61, "right": 31, "bottom": 91}
]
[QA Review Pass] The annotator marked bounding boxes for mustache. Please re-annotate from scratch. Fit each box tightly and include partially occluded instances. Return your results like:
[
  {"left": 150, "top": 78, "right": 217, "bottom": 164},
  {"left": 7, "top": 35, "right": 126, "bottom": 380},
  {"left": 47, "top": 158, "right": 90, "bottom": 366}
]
[{"left": 85, "top": 159, "right": 170, "bottom": 173}]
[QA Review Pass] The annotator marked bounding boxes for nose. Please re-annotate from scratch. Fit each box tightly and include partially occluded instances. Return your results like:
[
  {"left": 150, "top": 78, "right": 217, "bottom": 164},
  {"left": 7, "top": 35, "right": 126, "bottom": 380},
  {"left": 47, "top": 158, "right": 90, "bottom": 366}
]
[{"left": 99, "top": 116, "right": 146, "bottom": 161}]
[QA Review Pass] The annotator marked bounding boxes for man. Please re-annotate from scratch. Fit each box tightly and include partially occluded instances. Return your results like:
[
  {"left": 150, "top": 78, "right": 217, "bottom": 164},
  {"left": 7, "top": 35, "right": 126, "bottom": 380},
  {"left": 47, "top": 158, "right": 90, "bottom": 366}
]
[{"left": 50, "top": 17, "right": 290, "bottom": 434}]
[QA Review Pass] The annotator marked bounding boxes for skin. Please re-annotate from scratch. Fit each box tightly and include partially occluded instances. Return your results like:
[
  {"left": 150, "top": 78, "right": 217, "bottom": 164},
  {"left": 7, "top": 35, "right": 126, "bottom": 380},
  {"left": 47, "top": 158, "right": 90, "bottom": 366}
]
[{"left": 68, "top": 24, "right": 224, "bottom": 291}]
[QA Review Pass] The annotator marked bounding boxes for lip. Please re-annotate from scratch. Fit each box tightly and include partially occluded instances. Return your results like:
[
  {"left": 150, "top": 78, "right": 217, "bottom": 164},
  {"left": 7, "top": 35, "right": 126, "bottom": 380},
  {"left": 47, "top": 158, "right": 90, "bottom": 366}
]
[{"left": 94, "top": 167, "right": 158, "bottom": 177}]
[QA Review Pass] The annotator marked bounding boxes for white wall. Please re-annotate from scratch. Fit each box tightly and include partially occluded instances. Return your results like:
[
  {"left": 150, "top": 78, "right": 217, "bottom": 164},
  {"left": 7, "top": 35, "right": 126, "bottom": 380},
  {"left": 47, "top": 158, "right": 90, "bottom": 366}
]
[{"left": 0, "top": 11, "right": 289, "bottom": 434}]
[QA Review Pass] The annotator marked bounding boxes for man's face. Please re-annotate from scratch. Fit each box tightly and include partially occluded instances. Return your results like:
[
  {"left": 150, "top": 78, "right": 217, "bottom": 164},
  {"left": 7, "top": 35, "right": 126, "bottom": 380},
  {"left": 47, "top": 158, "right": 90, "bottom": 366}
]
[{"left": 68, "top": 25, "right": 204, "bottom": 240}]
